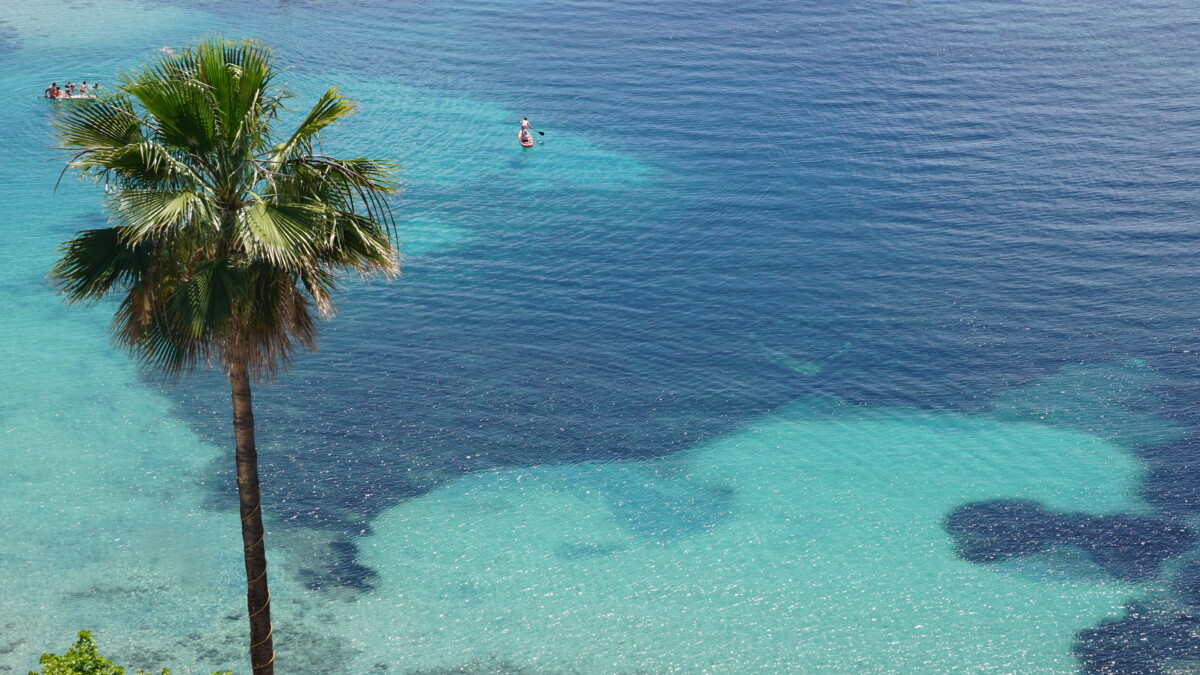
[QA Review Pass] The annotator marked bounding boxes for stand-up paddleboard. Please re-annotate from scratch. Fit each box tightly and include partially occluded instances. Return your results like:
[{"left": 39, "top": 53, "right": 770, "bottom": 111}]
[{"left": 519, "top": 130, "right": 534, "bottom": 147}]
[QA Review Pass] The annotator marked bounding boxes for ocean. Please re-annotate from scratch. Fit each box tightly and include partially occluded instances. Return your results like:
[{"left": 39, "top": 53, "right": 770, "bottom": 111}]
[{"left": 2, "top": 0, "right": 1200, "bottom": 672}]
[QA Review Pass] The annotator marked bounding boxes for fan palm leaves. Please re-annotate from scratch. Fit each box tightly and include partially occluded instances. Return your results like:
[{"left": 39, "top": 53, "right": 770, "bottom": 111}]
[{"left": 50, "top": 38, "right": 399, "bottom": 674}]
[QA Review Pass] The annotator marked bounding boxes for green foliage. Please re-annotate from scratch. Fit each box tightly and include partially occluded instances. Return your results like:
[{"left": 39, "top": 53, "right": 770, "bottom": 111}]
[
  {"left": 30, "top": 631, "right": 126, "bottom": 675},
  {"left": 30, "top": 630, "right": 233, "bottom": 675}
]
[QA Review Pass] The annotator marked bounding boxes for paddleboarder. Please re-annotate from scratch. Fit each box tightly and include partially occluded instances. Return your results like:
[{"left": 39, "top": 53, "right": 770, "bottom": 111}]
[{"left": 518, "top": 117, "right": 535, "bottom": 146}]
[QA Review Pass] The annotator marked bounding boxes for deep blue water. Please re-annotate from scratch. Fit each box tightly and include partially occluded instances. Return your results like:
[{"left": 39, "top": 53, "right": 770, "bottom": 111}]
[
  {"left": 176, "top": 0, "right": 1200, "bottom": 537},
  {"left": 6, "top": 0, "right": 1200, "bottom": 671}
]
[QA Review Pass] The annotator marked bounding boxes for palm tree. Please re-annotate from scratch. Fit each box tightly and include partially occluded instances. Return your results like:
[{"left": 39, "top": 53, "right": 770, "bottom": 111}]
[{"left": 49, "top": 38, "right": 399, "bottom": 674}]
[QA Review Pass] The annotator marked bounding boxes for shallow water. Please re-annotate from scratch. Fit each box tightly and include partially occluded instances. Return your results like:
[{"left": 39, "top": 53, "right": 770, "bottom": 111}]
[
  {"left": 3, "top": 0, "right": 1200, "bottom": 672},
  {"left": 354, "top": 401, "right": 1145, "bottom": 673}
]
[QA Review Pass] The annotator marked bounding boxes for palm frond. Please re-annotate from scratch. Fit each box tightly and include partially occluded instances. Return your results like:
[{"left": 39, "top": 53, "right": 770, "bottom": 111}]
[
  {"left": 321, "top": 210, "right": 399, "bottom": 274},
  {"left": 119, "top": 304, "right": 205, "bottom": 380},
  {"left": 69, "top": 141, "right": 207, "bottom": 190},
  {"left": 110, "top": 189, "right": 216, "bottom": 241},
  {"left": 297, "top": 265, "right": 339, "bottom": 316},
  {"left": 169, "top": 257, "right": 247, "bottom": 338},
  {"left": 280, "top": 155, "right": 399, "bottom": 239},
  {"left": 268, "top": 88, "right": 355, "bottom": 165},
  {"left": 236, "top": 198, "right": 326, "bottom": 265},
  {"left": 52, "top": 96, "right": 144, "bottom": 149},
  {"left": 50, "top": 227, "right": 153, "bottom": 303},
  {"left": 201, "top": 39, "right": 277, "bottom": 148},
  {"left": 125, "top": 76, "right": 219, "bottom": 158}
]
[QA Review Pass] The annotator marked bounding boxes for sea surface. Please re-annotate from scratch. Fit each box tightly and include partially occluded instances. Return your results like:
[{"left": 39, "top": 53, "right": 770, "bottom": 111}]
[{"left": 2, "top": 0, "right": 1200, "bottom": 672}]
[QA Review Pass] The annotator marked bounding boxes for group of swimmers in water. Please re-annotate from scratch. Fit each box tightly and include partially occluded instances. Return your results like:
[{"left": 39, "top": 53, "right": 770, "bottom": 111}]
[{"left": 44, "top": 81, "right": 101, "bottom": 99}]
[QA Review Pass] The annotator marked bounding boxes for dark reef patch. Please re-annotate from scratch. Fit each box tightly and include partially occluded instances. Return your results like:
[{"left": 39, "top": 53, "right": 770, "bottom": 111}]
[
  {"left": 945, "top": 499, "right": 1058, "bottom": 562},
  {"left": 1135, "top": 435, "right": 1200, "bottom": 518},
  {"left": 297, "top": 538, "right": 377, "bottom": 591},
  {"left": 1143, "top": 463, "right": 1200, "bottom": 517},
  {"left": 1080, "top": 515, "right": 1196, "bottom": 581},
  {"left": 555, "top": 542, "right": 628, "bottom": 560},
  {"left": 1075, "top": 605, "right": 1200, "bottom": 675},
  {"left": 945, "top": 500, "right": 1194, "bottom": 581},
  {"left": 1173, "top": 560, "right": 1200, "bottom": 610},
  {"left": 0, "top": 20, "right": 17, "bottom": 55},
  {"left": 405, "top": 657, "right": 571, "bottom": 674},
  {"left": 604, "top": 482, "right": 735, "bottom": 542}
]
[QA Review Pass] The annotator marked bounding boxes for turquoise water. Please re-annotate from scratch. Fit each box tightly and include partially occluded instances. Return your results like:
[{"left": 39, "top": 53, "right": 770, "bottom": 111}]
[
  {"left": 354, "top": 402, "right": 1144, "bottom": 673},
  {"left": 3, "top": 0, "right": 1200, "bottom": 672}
]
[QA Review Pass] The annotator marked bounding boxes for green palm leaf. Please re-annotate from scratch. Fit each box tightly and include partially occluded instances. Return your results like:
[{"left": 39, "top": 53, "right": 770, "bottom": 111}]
[
  {"left": 269, "top": 88, "right": 354, "bottom": 164},
  {"left": 169, "top": 257, "right": 247, "bottom": 338},
  {"left": 51, "top": 96, "right": 143, "bottom": 148},
  {"left": 237, "top": 198, "right": 325, "bottom": 264},
  {"left": 51, "top": 227, "right": 153, "bottom": 303},
  {"left": 110, "top": 189, "right": 215, "bottom": 241}
]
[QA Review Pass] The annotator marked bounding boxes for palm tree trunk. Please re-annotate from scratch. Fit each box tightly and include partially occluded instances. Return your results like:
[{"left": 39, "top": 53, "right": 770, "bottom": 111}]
[{"left": 230, "top": 357, "right": 275, "bottom": 674}]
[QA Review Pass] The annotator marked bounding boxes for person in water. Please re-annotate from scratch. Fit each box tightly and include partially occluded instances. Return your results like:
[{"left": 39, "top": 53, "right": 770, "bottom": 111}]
[
  {"left": 65, "top": 82, "right": 76, "bottom": 96},
  {"left": 45, "top": 82, "right": 57, "bottom": 98}
]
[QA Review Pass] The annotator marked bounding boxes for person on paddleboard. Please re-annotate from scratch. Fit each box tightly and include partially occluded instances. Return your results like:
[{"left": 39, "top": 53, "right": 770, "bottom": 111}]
[{"left": 518, "top": 117, "right": 535, "bottom": 146}]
